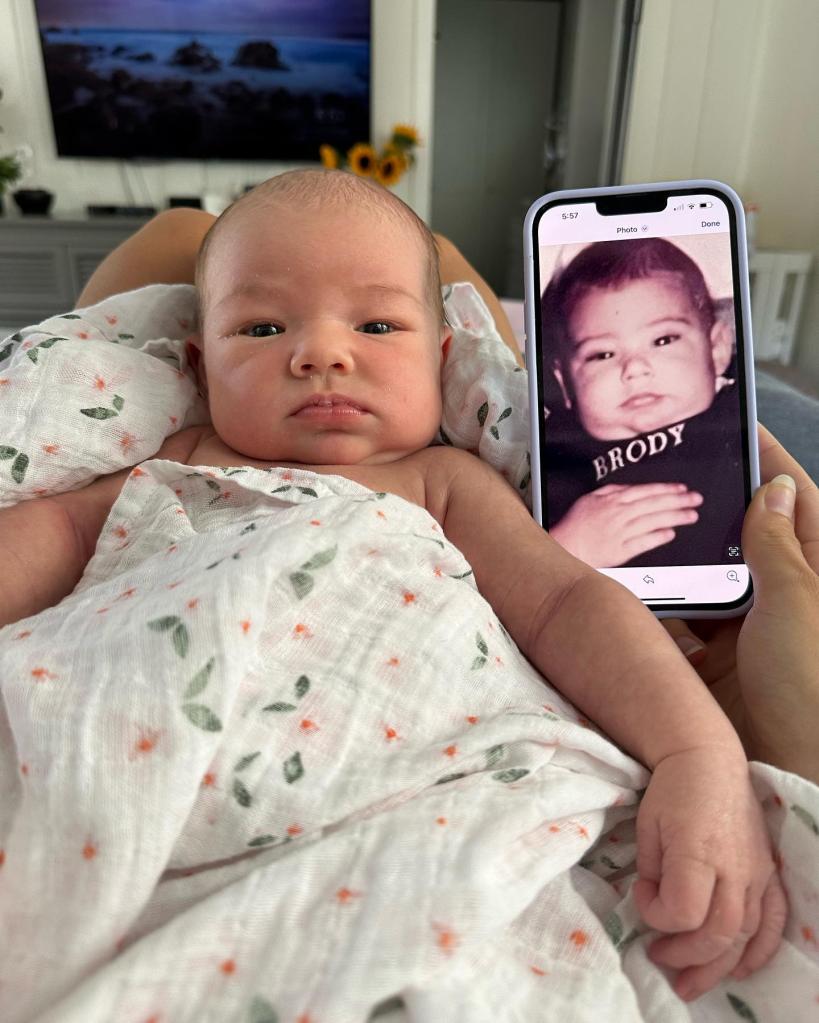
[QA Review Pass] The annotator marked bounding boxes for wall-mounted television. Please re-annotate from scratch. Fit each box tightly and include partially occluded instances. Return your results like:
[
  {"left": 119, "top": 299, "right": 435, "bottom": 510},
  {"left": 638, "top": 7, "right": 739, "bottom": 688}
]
[{"left": 33, "top": 0, "right": 371, "bottom": 162}]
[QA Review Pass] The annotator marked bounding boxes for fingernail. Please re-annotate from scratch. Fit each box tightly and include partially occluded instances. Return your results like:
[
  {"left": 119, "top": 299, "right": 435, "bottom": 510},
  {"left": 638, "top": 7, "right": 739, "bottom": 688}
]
[
  {"left": 675, "top": 635, "right": 705, "bottom": 660},
  {"left": 765, "top": 474, "right": 796, "bottom": 518}
]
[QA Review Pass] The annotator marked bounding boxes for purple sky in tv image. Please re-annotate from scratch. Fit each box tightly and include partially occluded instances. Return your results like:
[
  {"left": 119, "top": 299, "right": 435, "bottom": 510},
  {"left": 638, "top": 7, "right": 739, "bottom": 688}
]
[
  {"left": 35, "top": 0, "right": 370, "bottom": 39},
  {"left": 34, "top": 0, "right": 370, "bottom": 160}
]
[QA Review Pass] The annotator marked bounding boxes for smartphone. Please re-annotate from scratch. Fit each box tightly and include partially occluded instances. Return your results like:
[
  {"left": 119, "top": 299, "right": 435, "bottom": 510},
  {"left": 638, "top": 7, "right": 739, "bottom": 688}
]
[{"left": 523, "top": 180, "right": 759, "bottom": 619}]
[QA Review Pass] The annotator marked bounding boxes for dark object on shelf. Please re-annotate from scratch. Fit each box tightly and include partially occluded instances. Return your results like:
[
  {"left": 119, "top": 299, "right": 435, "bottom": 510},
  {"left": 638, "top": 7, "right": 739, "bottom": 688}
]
[
  {"left": 13, "top": 189, "right": 55, "bottom": 215},
  {"left": 168, "top": 196, "right": 203, "bottom": 209},
  {"left": 87, "top": 204, "right": 158, "bottom": 217}
]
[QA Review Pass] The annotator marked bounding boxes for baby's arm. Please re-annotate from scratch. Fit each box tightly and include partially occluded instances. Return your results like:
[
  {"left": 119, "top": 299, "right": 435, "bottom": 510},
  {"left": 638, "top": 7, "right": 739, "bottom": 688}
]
[
  {"left": 428, "top": 448, "right": 784, "bottom": 999},
  {"left": 429, "top": 448, "right": 740, "bottom": 766},
  {"left": 0, "top": 428, "right": 206, "bottom": 629}
]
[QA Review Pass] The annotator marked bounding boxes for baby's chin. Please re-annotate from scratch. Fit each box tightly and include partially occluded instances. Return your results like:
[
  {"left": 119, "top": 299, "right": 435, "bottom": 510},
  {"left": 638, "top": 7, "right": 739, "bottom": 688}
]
[{"left": 580, "top": 395, "right": 715, "bottom": 440}]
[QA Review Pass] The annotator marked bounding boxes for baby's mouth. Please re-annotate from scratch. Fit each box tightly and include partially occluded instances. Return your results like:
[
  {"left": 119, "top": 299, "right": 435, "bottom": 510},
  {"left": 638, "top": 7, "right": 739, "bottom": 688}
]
[
  {"left": 620, "top": 392, "right": 665, "bottom": 409},
  {"left": 293, "top": 393, "right": 369, "bottom": 418}
]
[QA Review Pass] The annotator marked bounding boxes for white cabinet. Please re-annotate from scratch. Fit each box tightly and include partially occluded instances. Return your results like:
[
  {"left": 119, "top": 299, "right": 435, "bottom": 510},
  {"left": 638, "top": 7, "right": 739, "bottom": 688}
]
[{"left": 0, "top": 214, "right": 151, "bottom": 327}]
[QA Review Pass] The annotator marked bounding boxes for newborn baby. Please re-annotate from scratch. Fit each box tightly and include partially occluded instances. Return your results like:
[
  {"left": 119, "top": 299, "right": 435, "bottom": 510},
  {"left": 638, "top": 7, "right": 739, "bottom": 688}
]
[{"left": 6, "top": 169, "right": 785, "bottom": 1003}]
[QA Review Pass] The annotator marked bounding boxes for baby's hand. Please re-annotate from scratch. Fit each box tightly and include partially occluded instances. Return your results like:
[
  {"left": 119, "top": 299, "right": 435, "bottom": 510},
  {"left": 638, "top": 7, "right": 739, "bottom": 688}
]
[
  {"left": 633, "top": 745, "right": 787, "bottom": 1001},
  {"left": 549, "top": 483, "right": 703, "bottom": 566}
]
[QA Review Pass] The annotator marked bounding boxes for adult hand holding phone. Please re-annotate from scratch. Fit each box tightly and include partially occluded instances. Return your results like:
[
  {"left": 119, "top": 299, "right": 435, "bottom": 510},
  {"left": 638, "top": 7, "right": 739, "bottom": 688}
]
[
  {"left": 664, "top": 424, "right": 819, "bottom": 784},
  {"left": 550, "top": 481, "right": 704, "bottom": 567}
]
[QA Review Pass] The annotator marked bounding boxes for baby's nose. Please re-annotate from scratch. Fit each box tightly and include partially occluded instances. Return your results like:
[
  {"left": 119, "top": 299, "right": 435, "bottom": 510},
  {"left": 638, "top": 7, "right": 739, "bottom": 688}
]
[
  {"left": 291, "top": 334, "right": 352, "bottom": 375},
  {"left": 622, "top": 353, "right": 652, "bottom": 376}
]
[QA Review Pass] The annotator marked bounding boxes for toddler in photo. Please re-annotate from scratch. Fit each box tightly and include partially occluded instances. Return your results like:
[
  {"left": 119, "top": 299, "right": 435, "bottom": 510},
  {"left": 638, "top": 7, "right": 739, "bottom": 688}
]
[
  {"left": 540, "top": 238, "right": 746, "bottom": 568},
  {"left": 0, "top": 171, "right": 784, "bottom": 1011}
]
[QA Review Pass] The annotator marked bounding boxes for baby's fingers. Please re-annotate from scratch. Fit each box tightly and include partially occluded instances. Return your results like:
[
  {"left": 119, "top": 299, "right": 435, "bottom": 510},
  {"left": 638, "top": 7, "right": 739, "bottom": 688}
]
[
  {"left": 646, "top": 874, "right": 787, "bottom": 1002},
  {"left": 633, "top": 855, "right": 718, "bottom": 934},
  {"left": 730, "top": 872, "right": 788, "bottom": 980},
  {"left": 646, "top": 876, "right": 751, "bottom": 968}
]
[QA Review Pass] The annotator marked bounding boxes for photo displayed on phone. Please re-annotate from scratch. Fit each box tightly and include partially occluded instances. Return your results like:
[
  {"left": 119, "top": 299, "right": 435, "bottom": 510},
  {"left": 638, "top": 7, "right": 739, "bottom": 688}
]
[{"left": 531, "top": 188, "right": 754, "bottom": 609}]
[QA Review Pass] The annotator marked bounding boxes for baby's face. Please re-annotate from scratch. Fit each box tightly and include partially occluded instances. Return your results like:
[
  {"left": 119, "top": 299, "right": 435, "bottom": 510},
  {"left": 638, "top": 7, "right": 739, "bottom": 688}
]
[
  {"left": 193, "top": 202, "right": 447, "bottom": 466},
  {"left": 557, "top": 275, "right": 731, "bottom": 440}
]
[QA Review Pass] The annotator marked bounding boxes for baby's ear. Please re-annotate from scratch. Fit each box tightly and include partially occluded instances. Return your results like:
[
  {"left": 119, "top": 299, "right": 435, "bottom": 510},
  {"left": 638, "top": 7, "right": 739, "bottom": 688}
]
[
  {"left": 551, "top": 358, "right": 572, "bottom": 410},
  {"left": 184, "top": 332, "right": 208, "bottom": 396},
  {"left": 709, "top": 318, "right": 734, "bottom": 376},
  {"left": 439, "top": 325, "right": 453, "bottom": 366}
]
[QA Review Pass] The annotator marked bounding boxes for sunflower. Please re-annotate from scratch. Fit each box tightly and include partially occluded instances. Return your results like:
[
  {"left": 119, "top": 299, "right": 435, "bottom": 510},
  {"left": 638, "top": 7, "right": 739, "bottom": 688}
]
[
  {"left": 347, "top": 142, "right": 378, "bottom": 178},
  {"left": 383, "top": 144, "right": 408, "bottom": 172},
  {"left": 391, "top": 123, "right": 421, "bottom": 148},
  {"left": 375, "top": 151, "right": 404, "bottom": 187},
  {"left": 319, "top": 144, "right": 340, "bottom": 169}
]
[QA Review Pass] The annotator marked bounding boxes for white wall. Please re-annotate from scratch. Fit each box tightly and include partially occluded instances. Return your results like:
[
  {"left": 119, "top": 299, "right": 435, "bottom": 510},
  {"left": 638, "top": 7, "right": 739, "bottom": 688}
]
[
  {"left": 0, "top": 0, "right": 437, "bottom": 220},
  {"left": 622, "top": 0, "right": 819, "bottom": 382}
]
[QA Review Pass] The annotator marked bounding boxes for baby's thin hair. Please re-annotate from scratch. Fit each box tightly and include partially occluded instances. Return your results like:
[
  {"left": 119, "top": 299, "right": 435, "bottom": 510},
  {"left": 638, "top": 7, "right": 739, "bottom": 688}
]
[
  {"left": 541, "top": 237, "right": 716, "bottom": 358},
  {"left": 195, "top": 168, "right": 446, "bottom": 331}
]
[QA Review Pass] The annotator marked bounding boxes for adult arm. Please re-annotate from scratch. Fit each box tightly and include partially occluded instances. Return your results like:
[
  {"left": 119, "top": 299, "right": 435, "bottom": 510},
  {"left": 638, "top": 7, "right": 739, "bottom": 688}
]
[
  {"left": 665, "top": 423, "right": 819, "bottom": 783},
  {"left": 433, "top": 233, "right": 524, "bottom": 367},
  {"left": 76, "top": 207, "right": 217, "bottom": 307}
]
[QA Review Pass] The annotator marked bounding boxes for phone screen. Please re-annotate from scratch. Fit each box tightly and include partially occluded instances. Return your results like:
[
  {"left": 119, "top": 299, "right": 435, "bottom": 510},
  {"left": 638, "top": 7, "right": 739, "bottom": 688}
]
[{"left": 529, "top": 185, "right": 755, "bottom": 613}]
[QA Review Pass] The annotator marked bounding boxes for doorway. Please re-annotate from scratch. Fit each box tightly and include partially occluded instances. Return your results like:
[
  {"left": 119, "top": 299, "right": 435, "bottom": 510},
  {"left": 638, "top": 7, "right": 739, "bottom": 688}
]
[{"left": 430, "top": 0, "right": 640, "bottom": 298}]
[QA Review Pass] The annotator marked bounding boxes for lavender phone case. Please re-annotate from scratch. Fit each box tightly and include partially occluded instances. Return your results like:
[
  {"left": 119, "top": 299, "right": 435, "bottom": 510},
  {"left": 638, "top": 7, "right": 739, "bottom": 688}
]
[{"left": 523, "top": 179, "right": 760, "bottom": 619}]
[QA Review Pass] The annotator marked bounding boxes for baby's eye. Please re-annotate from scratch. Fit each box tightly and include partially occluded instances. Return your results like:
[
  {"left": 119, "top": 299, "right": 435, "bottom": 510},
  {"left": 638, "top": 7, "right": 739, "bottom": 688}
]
[
  {"left": 653, "top": 334, "right": 680, "bottom": 347},
  {"left": 585, "top": 350, "right": 614, "bottom": 363},
  {"left": 359, "top": 321, "right": 393, "bottom": 335},
  {"left": 244, "top": 323, "right": 283, "bottom": 338}
]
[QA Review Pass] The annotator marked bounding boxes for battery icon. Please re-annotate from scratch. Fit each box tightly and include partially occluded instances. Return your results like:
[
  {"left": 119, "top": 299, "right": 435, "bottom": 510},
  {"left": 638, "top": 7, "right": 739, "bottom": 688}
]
[{"left": 699, "top": 202, "right": 713, "bottom": 208}]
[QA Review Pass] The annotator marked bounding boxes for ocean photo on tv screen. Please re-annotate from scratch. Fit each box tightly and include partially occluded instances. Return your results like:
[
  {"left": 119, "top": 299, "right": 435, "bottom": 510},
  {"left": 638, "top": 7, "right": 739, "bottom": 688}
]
[{"left": 33, "top": 0, "right": 371, "bottom": 161}]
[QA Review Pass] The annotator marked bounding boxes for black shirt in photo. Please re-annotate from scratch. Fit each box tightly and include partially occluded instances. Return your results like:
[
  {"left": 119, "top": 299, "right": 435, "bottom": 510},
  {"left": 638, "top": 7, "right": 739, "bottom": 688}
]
[{"left": 543, "top": 384, "right": 747, "bottom": 567}]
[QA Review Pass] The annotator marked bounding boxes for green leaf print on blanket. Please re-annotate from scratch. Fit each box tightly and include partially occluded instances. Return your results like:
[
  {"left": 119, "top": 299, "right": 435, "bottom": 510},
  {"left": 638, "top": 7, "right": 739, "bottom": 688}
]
[
  {"left": 472, "top": 631, "right": 488, "bottom": 669},
  {"left": 183, "top": 657, "right": 215, "bottom": 698},
  {"left": 726, "top": 993, "right": 759, "bottom": 1021},
  {"left": 147, "top": 619, "right": 223, "bottom": 732},
  {"left": 80, "top": 394, "right": 125, "bottom": 419},
  {"left": 477, "top": 402, "right": 513, "bottom": 439},
  {"left": 180, "top": 657, "right": 222, "bottom": 731},
  {"left": 25, "top": 336, "right": 63, "bottom": 364},
  {"left": 489, "top": 406, "right": 512, "bottom": 440},
  {"left": 289, "top": 545, "right": 338, "bottom": 599},
  {"left": 247, "top": 995, "right": 279, "bottom": 1023},
  {"left": 791, "top": 803, "right": 819, "bottom": 835},
  {"left": 181, "top": 703, "right": 222, "bottom": 732},
  {"left": 147, "top": 614, "right": 190, "bottom": 657},
  {"left": 263, "top": 674, "right": 311, "bottom": 713},
  {"left": 284, "top": 751, "right": 305, "bottom": 784},
  {"left": 492, "top": 768, "right": 529, "bottom": 783},
  {"left": 603, "top": 911, "right": 641, "bottom": 954},
  {"left": 0, "top": 446, "right": 29, "bottom": 484}
]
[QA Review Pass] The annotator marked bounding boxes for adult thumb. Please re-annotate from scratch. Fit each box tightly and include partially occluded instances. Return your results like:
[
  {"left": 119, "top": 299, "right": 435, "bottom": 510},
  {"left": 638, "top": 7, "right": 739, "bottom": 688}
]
[{"left": 741, "top": 474, "right": 807, "bottom": 602}]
